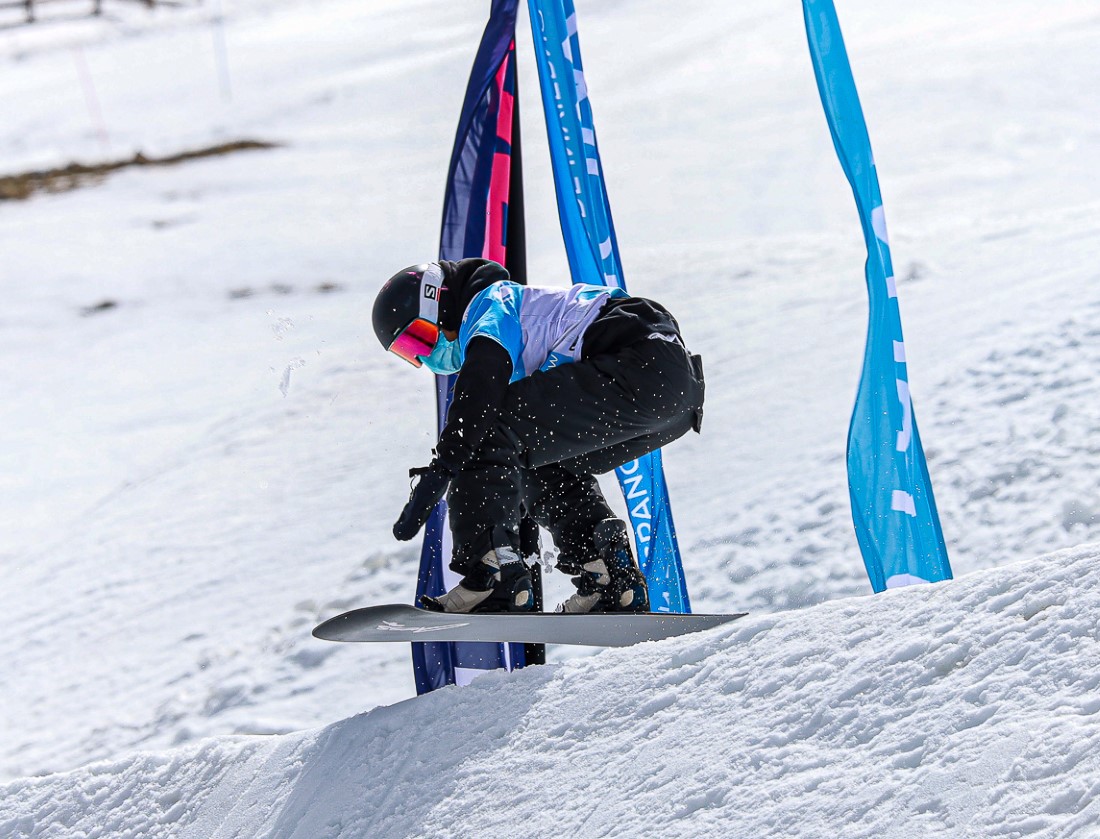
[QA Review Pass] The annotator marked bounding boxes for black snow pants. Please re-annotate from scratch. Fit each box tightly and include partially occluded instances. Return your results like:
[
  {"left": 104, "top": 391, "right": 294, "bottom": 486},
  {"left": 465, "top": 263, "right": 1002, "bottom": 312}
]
[{"left": 446, "top": 337, "right": 704, "bottom": 573}]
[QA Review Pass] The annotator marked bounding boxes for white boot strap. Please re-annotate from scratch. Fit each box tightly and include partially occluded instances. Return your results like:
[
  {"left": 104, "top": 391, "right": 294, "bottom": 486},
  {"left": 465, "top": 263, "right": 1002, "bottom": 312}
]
[
  {"left": 556, "top": 592, "right": 601, "bottom": 614},
  {"left": 434, "top": 584, "right": 492, "bottom": 613}
]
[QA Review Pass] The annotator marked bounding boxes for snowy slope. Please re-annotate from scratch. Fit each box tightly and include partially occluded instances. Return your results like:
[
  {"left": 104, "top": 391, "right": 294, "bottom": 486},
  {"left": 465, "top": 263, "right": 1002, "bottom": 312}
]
[
  {"left": 2, "top": 0, "right": 1100, "bottom": 828},
  {"left": 4, "top": 544, "right": 1100, "bottom": 838}
]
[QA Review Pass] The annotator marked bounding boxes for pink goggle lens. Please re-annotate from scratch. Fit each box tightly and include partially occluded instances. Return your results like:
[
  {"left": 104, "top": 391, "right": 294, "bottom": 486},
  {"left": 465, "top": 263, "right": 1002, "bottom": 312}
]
[{"left": 388, "top": 318, "right": 439, "bottom": 367}]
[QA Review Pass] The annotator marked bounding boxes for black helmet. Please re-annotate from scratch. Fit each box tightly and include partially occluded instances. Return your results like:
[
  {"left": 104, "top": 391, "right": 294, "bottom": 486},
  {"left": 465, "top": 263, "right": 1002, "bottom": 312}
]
[
  {"left": 372, "top": 263, "right": 444, "bottom": 351},
  {"left": 373, "top": 263, "right": 446, "bottom": 367}
]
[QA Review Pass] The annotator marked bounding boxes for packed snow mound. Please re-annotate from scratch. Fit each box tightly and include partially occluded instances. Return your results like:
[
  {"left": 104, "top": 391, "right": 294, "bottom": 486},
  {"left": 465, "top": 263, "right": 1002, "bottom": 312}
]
[{"left": 5, "top": 544, "right": 1100, "bottom": 839}]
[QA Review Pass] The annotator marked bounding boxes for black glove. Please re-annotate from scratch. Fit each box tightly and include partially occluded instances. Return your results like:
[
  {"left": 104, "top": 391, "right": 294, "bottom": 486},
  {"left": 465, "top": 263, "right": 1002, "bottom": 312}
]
[{"left": 393, "top": 458, "right": 457, "bottom": 541}]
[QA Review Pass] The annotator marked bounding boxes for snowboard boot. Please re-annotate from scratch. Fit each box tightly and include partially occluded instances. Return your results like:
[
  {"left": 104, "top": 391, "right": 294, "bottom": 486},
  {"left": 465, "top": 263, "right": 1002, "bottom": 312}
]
[
  {"left": 421, "top": 546, "right": 534, "bottom": 613},
  {"left": 557, "top": 519, "right": 650, "bottom": 613}
]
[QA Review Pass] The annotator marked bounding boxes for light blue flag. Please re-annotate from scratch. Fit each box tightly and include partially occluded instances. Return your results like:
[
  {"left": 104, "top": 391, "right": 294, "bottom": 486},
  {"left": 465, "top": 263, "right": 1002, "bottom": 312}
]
[
  {"left": 527, "top": 0, "right": 690, "bottom": 612},
  {"left": 802, "top": 0, "right": 951, "bottom": 591}
]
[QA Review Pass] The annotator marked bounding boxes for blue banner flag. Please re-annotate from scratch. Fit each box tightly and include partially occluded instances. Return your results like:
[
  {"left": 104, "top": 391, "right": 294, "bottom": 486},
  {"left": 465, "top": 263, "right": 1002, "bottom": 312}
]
[
  {"left": 413, "top": 0, "right": 533, "bottom": 694},
  {"left": 527, "top": 0, "right": 690, "bottom": 613},
  {"left": 802, "top": 0, "right": 951, "bottom": 592}
]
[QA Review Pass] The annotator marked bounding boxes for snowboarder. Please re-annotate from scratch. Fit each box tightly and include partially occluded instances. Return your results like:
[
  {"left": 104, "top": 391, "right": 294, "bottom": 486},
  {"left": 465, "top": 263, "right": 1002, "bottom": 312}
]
[{"left": 373, "top": 259, "right": 704, "bottom": 614}]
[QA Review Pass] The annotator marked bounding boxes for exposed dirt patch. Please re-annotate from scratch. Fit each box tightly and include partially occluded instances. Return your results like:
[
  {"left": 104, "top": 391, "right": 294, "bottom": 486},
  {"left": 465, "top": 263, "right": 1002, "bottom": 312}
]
[
  {"left": 0, "top": 139, "right": 279, "bottom": 201},
  {"left": 80, "top": 299, "right": 119, "bottom": 317}
]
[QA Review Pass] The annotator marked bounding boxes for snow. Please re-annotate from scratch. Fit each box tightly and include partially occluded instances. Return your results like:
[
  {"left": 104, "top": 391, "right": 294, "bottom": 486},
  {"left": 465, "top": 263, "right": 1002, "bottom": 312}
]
[
  {"left": 6, "top": 545, "right": 1100, "bottom": 837},
  {"left": 2, "top": 0, "right": 1100, "bottom": 835}
]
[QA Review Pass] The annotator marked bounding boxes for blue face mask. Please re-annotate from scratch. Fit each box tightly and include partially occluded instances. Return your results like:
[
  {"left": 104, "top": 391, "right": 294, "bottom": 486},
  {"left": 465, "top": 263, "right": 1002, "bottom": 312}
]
[{"left": 420, "top": 333, "right": 462, "bottom": 376}]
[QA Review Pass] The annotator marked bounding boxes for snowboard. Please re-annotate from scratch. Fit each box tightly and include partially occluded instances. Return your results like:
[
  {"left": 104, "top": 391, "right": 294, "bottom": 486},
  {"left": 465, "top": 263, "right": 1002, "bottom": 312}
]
[{"left": 312, "top": 604, "right": 747, "bottom": 648}]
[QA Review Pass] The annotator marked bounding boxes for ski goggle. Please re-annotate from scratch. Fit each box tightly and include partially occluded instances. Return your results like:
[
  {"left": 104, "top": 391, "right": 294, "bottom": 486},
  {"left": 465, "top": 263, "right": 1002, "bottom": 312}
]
[{"left": 387, "top": 317, "right": 440, "bottom": 368}]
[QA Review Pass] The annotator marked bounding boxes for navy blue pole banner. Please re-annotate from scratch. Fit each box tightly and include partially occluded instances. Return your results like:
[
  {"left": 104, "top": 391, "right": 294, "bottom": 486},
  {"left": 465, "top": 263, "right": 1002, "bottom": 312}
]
[
  {"left": 802, "top": 0, "right": 951, "bottom": 592},
  {"left": 413, "top": 0, "right": 534, "bottom": 694},
  {"left": 527, "top": 0, "right": 690, "bottom": 613}
]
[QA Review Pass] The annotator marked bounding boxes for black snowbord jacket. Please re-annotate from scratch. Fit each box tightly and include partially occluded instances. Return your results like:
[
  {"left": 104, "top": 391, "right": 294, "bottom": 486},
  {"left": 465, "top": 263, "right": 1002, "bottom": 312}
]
[{"left": 432, "top": 258, "right": 700, "bottom": 471}]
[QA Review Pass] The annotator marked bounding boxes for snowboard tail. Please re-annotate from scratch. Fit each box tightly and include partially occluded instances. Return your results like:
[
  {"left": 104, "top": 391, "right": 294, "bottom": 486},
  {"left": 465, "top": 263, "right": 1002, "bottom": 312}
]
[{"left": 313, "top": 604, "right": 747, "bottom": 648}]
